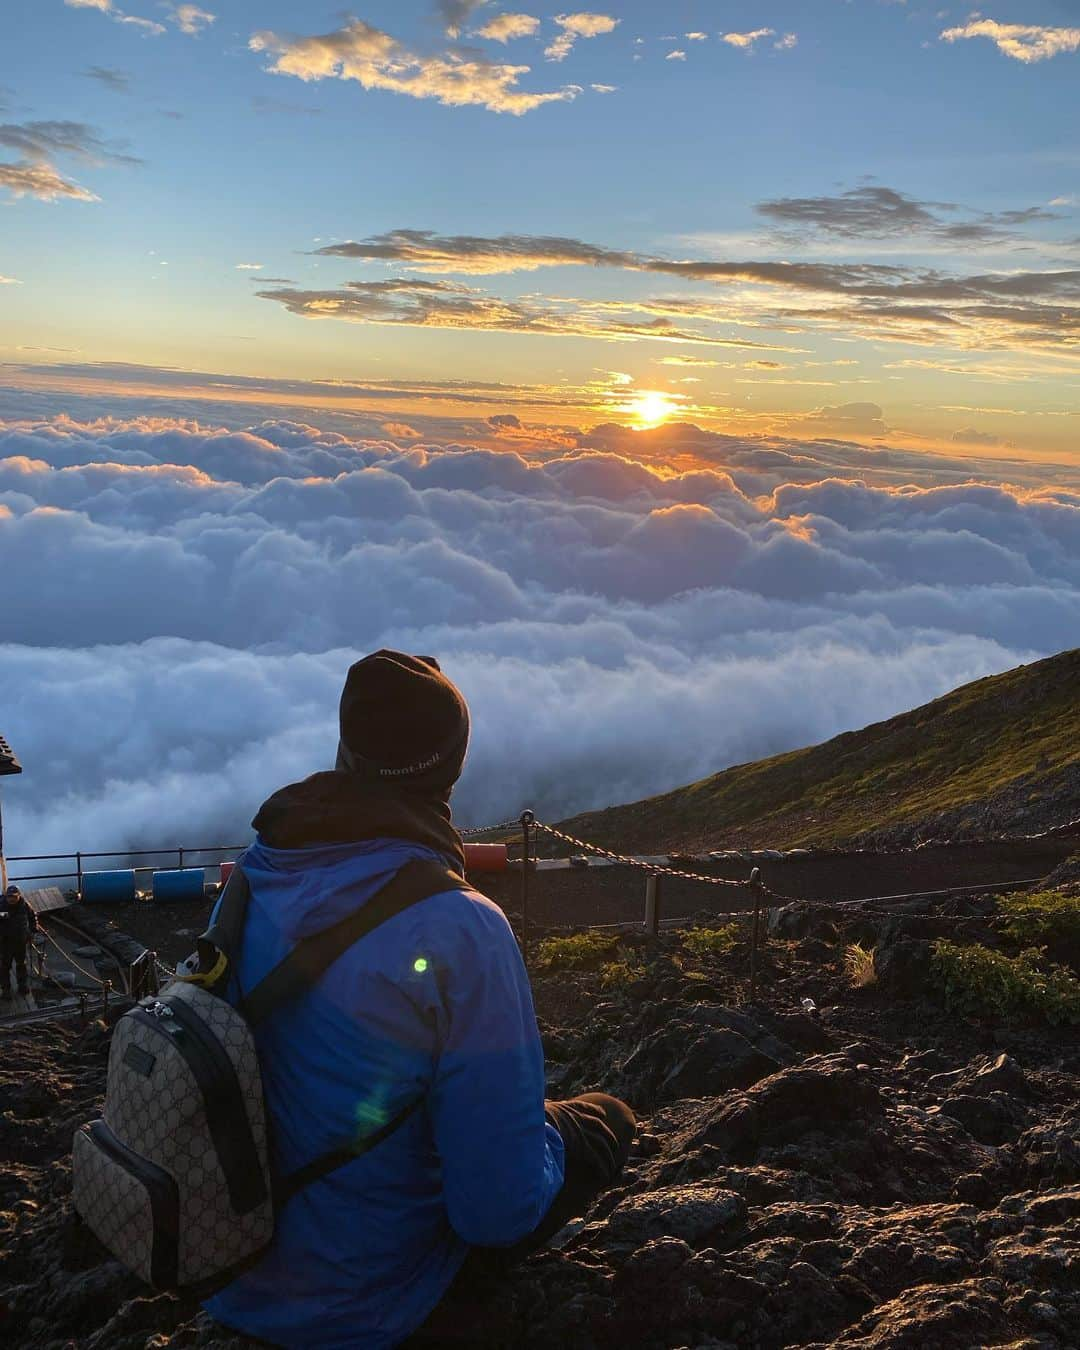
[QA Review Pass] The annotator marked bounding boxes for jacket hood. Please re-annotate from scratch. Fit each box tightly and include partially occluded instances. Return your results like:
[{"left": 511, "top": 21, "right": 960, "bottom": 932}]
[
  {"left": 247, "top": 769, "right": 465, "bottom": 941},
  {"left": 241, "top": 835, "right": 454, "bottom": 942},
  {"left": 253, "top": 770, "right": 465, "bottom": 870}
]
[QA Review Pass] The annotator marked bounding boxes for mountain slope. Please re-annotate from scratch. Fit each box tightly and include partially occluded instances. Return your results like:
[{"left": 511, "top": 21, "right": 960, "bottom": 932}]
[{"left": 559, "top": 648, "right": 1080, "bottom": 853}]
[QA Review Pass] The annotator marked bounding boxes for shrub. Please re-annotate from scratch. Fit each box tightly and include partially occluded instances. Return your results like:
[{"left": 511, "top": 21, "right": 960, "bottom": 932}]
[
  {"left": 534, "top": 931, "right": 621, "bottom": 972},
  {"left": 681, "top": 924, "right": 741, "bottom": 957},
  {"left": 998, "top": 889, "right": 1080, "bottom": 953},
  {"left": 599, "top": 959, "right": 646, "bottom": 992},
  {"left": 844, "top": 942, "right": 877, "bottom": 988},
  {"left": 932, "top": 940, "right": 1080, "bottom": 1026}
]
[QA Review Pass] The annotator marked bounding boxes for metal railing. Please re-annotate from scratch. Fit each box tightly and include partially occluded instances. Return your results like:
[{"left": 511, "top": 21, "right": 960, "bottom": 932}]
[
  {"left": 3, "top": 817, "right": 527, "bottom": 890},
  {"left": 0, "top": 809, "right": 1061, "bottom": 1012},
  {"left": 5, "top": 843, "right": 247, "bottom": 890}
]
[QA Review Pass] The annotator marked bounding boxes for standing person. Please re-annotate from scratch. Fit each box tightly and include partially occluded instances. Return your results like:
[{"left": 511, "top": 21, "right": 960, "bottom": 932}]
[
  {"left": 205, "top": 651, "right": 635, "bottom": 1350},
  {"left": 0, "top": 884, "right": 38, "bottom": 999}
]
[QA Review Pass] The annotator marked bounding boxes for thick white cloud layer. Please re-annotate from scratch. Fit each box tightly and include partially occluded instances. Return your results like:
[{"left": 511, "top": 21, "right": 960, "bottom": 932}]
[{"left": 2, "top": 413, "right": 1077, "bottom": 858}]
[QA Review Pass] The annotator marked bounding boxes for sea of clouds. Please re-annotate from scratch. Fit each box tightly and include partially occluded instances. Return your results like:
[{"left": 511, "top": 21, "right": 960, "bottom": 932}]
[{"left": 1, "top": 412, "right": 1079, "bottom": 860}]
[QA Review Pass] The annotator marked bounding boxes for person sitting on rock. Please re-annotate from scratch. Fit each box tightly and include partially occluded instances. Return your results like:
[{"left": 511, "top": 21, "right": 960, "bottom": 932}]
[
  {"left": 1, "top": 883, "right": 39, "bottom": 999},
  {"left": 205, "top": 650, "right": 636, "bottom": 1350}
]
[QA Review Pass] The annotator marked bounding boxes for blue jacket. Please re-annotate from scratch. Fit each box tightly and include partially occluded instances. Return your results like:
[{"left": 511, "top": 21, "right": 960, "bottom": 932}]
[{"left": 205, "top": 836, "right": 565, "bottom": 1348}]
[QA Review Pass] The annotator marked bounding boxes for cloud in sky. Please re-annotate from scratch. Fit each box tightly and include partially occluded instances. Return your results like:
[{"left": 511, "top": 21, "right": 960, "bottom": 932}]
[
  {"left": 83, "top": 66, "right": 131, "bottom": 92},
  {"left": 312, "top": 228, "right": 635, "bottom": 273},
  {"left": 119, "top": 15, "right": 166, "bottom": 34},
  {"left": 0, "top": 275, "right": 21, "bottom": 285},
  {"left": 0, "top": 159, "right": 98, "bottom": 202},
  {"left": 437, "top": 0, "right": 489, "bottom": 38},
  {"left": 66, "top": 0, "right": 209, "bottom": 36},
  {"left": 953, "top": 427, "right": 1008, "bottom": 447},
  {"left": 940, "top": 19, "right": 1080, "bottom": 63},
  {"left": 254, "top": 276, "right": 775, "bottom": 348},
  {"left": 0, "top": 117, "right": 138, "bottom": 203},
  {"left": 249, "top": 18, "right": 581, "bottom": 115},
  {"left": 0, "top": 120, "right": 140, "bottom": 167},
  {"left": 64, "top": 0, "right": 167, "bottom": 35},
  {"left": 659, "top": 355, "right": 719, "bottom": 367},
  {"left": 475, "top": 13, "right": 540, "bottom": 43},
  {"left": 282, "top": 221, "right": 1080, "bottom": 356},
  {"left": 545, "top": 12, "right": 619, "bottom": 63},
  {"left": 799, "top": 400, "right": 889, "bottom": 437},
  {"left": 722, "top": 29, "right": 775, "bottom": 51},
  {"left": 757, "top": 185, "right": 1061, "bottom": 244},
  {"left": 166, "top": 4, "right": 215, "bottom": 36},
  {"left": 3, "top": 412, "right": 1078, "bottom": 853}
]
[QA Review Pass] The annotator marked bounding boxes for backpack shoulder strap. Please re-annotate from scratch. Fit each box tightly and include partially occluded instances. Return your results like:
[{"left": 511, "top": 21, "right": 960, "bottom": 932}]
[
  {"left": 241, "top": 858, "right": 463, "bottom": 1028},
  {"left": 179, "top": 861, "right": 252, "bottom": 990},
  {"left": 273, "top": 1096, "right": 424, "bottom": 1211},
  {"left": 203, "top": 862, "right": 253, "bottom": 959}
]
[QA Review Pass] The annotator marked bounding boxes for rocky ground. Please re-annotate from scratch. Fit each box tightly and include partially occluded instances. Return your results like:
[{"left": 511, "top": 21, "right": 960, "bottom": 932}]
[{"left": 2, "top": 892, "right": 1078, "bottom": 1349}]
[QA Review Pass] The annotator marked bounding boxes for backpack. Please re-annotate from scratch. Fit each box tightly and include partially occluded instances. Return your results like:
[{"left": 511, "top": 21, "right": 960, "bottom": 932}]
[{"left": 72, "top": 856, "right": 461, "bottom": 1291}]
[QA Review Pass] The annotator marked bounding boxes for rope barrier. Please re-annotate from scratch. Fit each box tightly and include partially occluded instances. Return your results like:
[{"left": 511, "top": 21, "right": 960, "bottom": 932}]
[
  {"left": 39, "top": 926, "right": 108, "bottom": 988},
  {"left": 530, "top": 819, "right": 753, "bottom": 889},
  {"left": 512, "top": 813, "right": 1044, "bottom": 982},
  {"left": 29, "top": 939, "right": 75, "bottom": 1002},
  {"left": 459, "top": 818, "right": 523, "bottom": 837}
]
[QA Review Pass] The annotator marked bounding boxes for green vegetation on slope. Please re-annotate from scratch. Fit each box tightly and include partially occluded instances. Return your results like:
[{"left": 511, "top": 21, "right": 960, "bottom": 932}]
[
  {"left": 999, "top": 890, "right": 1080, "bottom": 950},
  {"left": 932, "top": 941, "right": 1080, "bottom": 1026},
  {"left": 560, "top": 648, "right": 1080, "bottom": 853},
  {"left": 680, "top": 924, "right": 741, "bottom": 957},
  {"left": 534, "top": 931, "right": 621, "bottom": 971}
]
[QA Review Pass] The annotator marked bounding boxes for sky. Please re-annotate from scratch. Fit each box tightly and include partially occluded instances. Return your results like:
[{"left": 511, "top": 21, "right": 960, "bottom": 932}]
[
  {"left": 1, "top": 1, "right": 1079, "bottom": 455},
  {"left": 1, "top": 3, "right": 1079, "bottom": 858}
]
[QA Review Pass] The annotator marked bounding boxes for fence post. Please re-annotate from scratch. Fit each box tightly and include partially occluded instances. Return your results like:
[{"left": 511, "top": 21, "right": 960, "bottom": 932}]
[
  {"left": 519, "top": 810, "right": 534, "bottom": 969},
  {"left": 748, "top": 866, "right": 763, "bottom": 1003},
  {"left": 76, "top": 851, "right": 83, "bottom": 897},
  {"left": 178, "top": 847, "right": 184, "bottom": 872},
  {"left": 644, "top": 874, "right": 662, "bottom": 939}
]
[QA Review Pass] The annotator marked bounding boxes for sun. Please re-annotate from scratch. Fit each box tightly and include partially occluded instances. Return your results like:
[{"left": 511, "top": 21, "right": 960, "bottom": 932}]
[{"left": 630, "top": 390, "right": 676, "bottom": 428}]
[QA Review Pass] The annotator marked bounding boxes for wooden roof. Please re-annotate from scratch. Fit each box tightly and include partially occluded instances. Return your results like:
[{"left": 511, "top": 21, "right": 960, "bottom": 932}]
[{"left": 0, "top": 734, "right": 21, "bottom": 777}]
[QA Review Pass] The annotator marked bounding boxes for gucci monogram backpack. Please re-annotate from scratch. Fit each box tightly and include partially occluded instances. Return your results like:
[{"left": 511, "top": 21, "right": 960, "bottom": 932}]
[{"left": 72, "top": 857, "right": 458, "bottom": 1290}]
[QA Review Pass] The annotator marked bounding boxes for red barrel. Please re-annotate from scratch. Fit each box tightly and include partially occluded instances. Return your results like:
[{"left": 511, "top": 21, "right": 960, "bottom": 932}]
[
  {"left": 219, "top": 861, "right": 236, "bottom": 888},
  {"left": 463, "top": 843, "right": 509, "bottom": 874}
]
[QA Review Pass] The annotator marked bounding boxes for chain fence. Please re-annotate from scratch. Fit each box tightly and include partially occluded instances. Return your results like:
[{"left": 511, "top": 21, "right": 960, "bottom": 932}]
[
  {"left": 531, "top": 819, "right": 763, "bottom": 890},
  {"left": 6, "top": 804, "right": 1068, "bottom": 1014},
  {"left": 458, "top": 818, "right": 523, "bottom": 837},
  {"left": 38, "top": 925, "right": 107, "bottom": 988}
]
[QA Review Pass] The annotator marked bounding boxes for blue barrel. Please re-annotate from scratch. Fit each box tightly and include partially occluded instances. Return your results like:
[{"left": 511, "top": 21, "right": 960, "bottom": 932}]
[
  {"left": 82, "top": 870, "right": 137, "bottom": 904},
  {"left": 152, "top": 868, "right": 206, "bottom": 903}
]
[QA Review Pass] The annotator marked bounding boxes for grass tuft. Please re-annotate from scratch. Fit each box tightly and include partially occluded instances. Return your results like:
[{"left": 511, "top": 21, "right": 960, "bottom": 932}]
[{"left": 844, "top": 942, "right": 877, "bottom": 988}]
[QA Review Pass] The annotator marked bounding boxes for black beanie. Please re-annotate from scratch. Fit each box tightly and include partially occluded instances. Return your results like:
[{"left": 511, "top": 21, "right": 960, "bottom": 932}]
[{"left": 336, "top": 650, "right": 470, "bottom": 793}]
